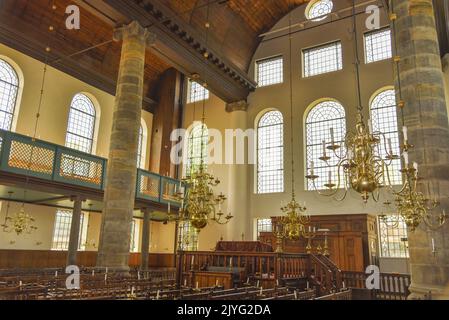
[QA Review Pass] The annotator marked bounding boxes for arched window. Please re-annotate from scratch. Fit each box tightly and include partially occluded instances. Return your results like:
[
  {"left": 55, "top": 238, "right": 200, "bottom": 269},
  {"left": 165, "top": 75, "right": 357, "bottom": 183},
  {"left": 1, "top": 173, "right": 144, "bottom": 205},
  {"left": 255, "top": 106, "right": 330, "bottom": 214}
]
[
  {"left": 370, "top": 89, "right": 402, "bottom": 184},
  {"left": 137, "top": 125, "right": 144, "bottom": 169},
  {"left": 306, "top": 0, "right": 334, "bottom": 21},
  {"left": 179, "top": 221, "right": 199, "bottom": 251},
  {"left": 306, "top": 100, "right": 346, "bottom": 190},
  {"left": 0, "top": 59, "right": 20, "bottom": 131},
  {"left": 65, "top": 93, "right": 96, "bottom": 153},
  {"left": 257, "top": 110, "right": 284, "bottom": 194},
  {"left": 186, "top": 123, "right": 208, "bottom": 174}
]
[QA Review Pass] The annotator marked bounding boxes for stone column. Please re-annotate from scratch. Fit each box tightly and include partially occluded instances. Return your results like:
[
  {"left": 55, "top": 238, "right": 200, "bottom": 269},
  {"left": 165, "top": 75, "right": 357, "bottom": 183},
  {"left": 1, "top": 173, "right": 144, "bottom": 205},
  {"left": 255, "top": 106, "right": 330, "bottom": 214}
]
[
  {"left": 66, "top": 196, "right": 83, "bottom": 266},
  {"left": 225, "top": 100, "right": 251, "bottom": 241},
  {"left": 97, "top": 21, "right": 156, "bottom": 272},
  {"left": 392, "top": 0, "right": 449, "bottom": 299},
  {"left": 140, "top": 209, "right": 151, "bottom": 270}
]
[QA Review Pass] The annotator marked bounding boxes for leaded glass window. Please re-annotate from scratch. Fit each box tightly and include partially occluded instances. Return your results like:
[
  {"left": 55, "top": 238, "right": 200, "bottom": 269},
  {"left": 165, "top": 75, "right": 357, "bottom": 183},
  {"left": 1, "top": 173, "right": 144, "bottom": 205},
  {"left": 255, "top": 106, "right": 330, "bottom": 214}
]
[
  {"left": 370, "top": 89, "right": 402, "bottom": 185},
  {"left": 378, "top": 215, "right": 409, "bottom": 258},
  {"left": 51, "top": 209, "right": 88, "bottom": 251},
  {"left": 65, "top": 93, "right": 96, "bottom": 153},
  {"left": 303, "top": 41, "right": 342, "bottom": 77},
  {"left": 256, "top": 56, "right": 283, "bottom": 87},
  {"left": 257, "top": 219, "right": 273, "bottom": 239},
  {"left": 186, "top": 123, "right": 208, "bottom": 174},
  {"left": 188, "top": 80, "right": 209, "bottom": 103},
  {"left": 0, "top": 59, "right": 19, "bottom": 131},
  {"left": 306, "top": 100, "right": 346, "bottom": 190},
  {"left": 179, "top": 221, "right": 199, "bottom": 251},
  {"left": 365, "top": 28, "right": 392, "bottom": 63},
  {"left": 307, "top": 0, "right": 334, "bottom": 21},
  {"left": 137, "top": 125, "right": 144, "bottom": 169},
  {"left": 257, "top": 111, "right": 284, "bottom": 194},
  {"left": 130, "top": 219, "right": 140, "bottom": 253}
]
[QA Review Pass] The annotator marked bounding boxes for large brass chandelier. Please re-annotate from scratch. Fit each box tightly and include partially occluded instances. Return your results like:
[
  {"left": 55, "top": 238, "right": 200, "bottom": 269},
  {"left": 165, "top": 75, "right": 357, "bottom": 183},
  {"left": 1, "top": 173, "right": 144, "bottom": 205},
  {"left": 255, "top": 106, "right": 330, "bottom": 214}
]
[
  {"left": 172, "top": 1, "right": 232, "bottom": 231},
  {"left": 306, "top": 1, "right": 400, "bottom": 203},
  {"left": 378, "top": 1, "right": 447, "bottom": 232},
  {"left": 175, "top": 162, "right": 232, "bottom": 231},
  {"left": 276, "top": 3, "right": 315, "bottom": 244}
]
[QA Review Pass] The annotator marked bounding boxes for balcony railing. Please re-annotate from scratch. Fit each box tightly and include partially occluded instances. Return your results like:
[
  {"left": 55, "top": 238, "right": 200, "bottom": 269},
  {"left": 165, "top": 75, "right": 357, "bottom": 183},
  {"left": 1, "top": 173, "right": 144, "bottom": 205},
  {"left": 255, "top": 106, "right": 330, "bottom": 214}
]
[{"left": 0, "top": 129, "right": 181, "bottom": 206}]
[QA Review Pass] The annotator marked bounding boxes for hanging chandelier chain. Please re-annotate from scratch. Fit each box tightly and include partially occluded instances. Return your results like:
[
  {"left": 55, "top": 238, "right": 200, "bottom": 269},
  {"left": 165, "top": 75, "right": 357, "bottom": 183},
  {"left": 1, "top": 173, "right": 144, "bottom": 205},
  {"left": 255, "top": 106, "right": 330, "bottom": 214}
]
[
  {"left": 199, "top": 0, "right": 211, "bottom": 167},
  {"left": 288, "top": 2, "right": 296, "bottom": 199},
  {"left": 276, "top": 1, "right": 316, "bottom": 244},
  {"left": 174, "top": 0, "right": 233, "bottom": 232},
  {"left": 351, "top": 0, "right": 364, "bottom": 113}
]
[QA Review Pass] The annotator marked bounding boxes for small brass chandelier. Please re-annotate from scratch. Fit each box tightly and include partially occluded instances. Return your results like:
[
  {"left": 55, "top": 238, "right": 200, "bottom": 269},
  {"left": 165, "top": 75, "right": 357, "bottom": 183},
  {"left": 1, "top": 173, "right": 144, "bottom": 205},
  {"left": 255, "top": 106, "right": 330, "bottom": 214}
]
[
  {"left": 306, "top": 1, "right": 400, "bottom": 203},
  {"left": 1, "top": 192, "right": 37, "bottom": 236},
  {"left": 276, "top": 4, "right": 316, "bottom": 244}
]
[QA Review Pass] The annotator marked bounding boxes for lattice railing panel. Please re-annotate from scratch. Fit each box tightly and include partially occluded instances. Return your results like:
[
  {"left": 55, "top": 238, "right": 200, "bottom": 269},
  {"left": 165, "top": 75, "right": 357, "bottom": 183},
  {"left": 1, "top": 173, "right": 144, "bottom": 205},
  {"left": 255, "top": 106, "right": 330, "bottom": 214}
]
[
  {"left": 137, "top": 171, "right": 161, "bottom": 200},
  {"left": 59, "top": 153, "right": 103, "bottom": 186},
  {"left": 8, "top": 140, "right": 55, "bottom": 175},
  {"left": 161, "top": 178, "right": 180, "bottom": 203}
]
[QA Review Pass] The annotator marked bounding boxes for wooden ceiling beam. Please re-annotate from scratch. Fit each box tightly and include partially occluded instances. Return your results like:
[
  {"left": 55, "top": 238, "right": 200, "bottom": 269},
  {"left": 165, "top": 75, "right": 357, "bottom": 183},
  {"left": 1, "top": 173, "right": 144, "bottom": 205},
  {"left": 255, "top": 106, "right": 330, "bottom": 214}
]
[{"left": 103, "top": 0, "right": 257, "bottom": 103}]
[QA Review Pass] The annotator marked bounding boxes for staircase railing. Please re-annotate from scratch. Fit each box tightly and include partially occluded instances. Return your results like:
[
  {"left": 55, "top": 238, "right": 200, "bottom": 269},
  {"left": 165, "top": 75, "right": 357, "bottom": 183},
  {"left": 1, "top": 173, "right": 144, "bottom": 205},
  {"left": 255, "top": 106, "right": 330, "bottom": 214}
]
[
  {"left": 342, "top": 271, "right": 411, "bottom": 300},
  {"left": 315, "top": 254, "right": 343, "bottom": 289},
  {"left": 309, "top": 254, "right": 333, "bottom": 296}
]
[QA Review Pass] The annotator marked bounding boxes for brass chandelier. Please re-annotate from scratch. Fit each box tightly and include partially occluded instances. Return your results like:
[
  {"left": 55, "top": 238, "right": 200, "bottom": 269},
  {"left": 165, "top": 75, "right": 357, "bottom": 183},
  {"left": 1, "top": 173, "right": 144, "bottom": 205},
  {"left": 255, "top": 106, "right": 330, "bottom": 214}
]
[
  {"left": 175, "top": 162, "right": 232, "bottom": 231},
  {"left": 306, "top": 1, "right": 401, "bottom": 204},
  {"left": 378, "top": 2, "right": 447, "bottom": 232},
  {"left": 172, "top": 1, "right": 233, "bottom": 231},
  {"left": 276, "top": 3, "right": 316, "bottom": 244},
  {"left": 1, "top": 192, "right": 37, "bottom": 236}
]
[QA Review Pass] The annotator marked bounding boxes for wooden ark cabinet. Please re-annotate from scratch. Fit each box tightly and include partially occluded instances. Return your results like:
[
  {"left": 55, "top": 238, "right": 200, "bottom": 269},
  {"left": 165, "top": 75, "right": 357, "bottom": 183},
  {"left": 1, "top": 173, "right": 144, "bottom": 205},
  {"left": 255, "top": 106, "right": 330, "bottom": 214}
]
[{"left": 260, "top": 214, "right": 379, "bottom": 272}]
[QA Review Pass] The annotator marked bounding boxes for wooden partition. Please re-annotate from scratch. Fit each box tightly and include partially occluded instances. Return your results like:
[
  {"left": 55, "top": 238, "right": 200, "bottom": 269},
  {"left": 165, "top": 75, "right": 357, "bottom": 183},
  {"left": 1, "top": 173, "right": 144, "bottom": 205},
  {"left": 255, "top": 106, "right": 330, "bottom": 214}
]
[
  {"left": 177, "top": 251, "right": 342, "bottom": 294},
  {"left": 0, "top": 250, "right": 175, "bottom": 269},
  {"left": 261, "top": 214, "right": 379, "bottom": 272}
]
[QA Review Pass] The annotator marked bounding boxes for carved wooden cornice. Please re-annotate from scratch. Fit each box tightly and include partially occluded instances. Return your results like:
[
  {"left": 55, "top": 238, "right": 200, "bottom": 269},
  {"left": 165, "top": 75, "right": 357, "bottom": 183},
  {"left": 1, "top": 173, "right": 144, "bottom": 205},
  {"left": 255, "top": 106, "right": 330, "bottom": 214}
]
[{"left": 105, "top": 0, "right": 257, "bottom": 102}]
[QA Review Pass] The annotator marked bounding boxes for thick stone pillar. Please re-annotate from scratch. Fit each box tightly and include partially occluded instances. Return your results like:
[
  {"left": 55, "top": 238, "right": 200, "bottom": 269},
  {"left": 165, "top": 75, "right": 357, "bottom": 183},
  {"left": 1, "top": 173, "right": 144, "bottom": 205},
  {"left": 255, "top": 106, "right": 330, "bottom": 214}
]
[
  {"left": 393, "top": 0, "right": 449, "bottom": 299},
  {"left": 97, "top": 21, "right": 156, "bottom": 272},
  {"left": 140, "top": 209, "right": 151, "bottom": 270},
  {"left": 66, "top": 196, "right": 83, "bottom": 266},
  {"left": 225, "top": 100, "right": 251, "bottom": 241}
]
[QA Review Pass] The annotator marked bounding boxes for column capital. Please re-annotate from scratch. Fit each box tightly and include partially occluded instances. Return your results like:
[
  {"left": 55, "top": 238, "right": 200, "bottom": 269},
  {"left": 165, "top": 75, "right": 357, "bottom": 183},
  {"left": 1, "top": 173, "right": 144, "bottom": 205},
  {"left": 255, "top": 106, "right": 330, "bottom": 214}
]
[
  {"left": 226, "top": 100, "right": 248, "bottom": 113},
  {"left": 113, "top": 21, "right": 157, "bottom": 46}
]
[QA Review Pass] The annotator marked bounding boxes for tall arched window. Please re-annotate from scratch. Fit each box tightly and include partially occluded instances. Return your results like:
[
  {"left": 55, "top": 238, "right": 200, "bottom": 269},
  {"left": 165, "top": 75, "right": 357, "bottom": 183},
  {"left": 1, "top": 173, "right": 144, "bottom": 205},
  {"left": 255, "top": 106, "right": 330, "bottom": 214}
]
[
  {"left": 257, "top": 110, "right": 284, "bottom": 194},
  {"left": 137, "top": 125, "right": 144, "bottom": 169},
  {"left": 370, "top": 89, "right": 402, "bottom": 184},
  {"left": 65, "top": 93, "right": 96, "bottom": 153},
  {"left": 179, "top": 221, "right": 199, "bottom": 251},
  {"left": 306, "top": 100, "right": 346, "bottom": 190},
  {"left": 0, "top": 59, "right": 20, "bottom": 131},
  {"left": 186, "top": 123, "right": 208, "bottom": 174}
]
